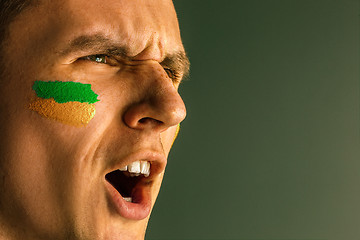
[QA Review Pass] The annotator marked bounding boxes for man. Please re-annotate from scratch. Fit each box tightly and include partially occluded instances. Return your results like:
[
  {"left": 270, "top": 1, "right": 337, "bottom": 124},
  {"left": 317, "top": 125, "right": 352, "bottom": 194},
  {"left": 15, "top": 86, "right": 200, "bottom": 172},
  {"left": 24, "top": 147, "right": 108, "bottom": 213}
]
[{"left": 0, "top": 0, "right": 188, "bottom": 239}]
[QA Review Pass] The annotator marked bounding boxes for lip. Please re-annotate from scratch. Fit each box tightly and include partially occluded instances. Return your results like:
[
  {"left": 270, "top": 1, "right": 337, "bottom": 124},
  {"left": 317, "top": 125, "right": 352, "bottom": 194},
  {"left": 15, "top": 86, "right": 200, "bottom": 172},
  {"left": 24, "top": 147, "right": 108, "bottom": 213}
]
[
  {"left": 105, "top": 179, "right": 152, "bottom": 220},
  {"left": 104, "top": 151, "right": 166, "bottom": 220}
]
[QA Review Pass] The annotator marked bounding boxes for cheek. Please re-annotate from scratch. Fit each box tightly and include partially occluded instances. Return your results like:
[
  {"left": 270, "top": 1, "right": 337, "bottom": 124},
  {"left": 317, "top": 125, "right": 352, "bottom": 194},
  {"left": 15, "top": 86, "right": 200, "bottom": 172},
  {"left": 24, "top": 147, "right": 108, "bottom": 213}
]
[{"left": 29, "top": 80, "right": 99, "bottom": 127}]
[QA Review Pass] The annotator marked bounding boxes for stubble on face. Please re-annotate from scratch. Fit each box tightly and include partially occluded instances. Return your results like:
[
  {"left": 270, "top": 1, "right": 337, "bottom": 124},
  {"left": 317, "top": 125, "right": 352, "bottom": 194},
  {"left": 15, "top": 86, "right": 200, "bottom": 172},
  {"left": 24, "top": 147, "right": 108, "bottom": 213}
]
[{"left": 0, "top": 0, "right": 188, "bottom": 239}]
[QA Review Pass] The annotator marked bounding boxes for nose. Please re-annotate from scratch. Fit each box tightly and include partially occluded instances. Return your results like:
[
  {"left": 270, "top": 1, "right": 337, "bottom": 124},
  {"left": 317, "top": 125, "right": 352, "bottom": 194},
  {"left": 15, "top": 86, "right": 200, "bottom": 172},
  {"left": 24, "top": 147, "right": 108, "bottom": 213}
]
[{"left": 123, "top": 62, "right": 186, "bottom": 132}]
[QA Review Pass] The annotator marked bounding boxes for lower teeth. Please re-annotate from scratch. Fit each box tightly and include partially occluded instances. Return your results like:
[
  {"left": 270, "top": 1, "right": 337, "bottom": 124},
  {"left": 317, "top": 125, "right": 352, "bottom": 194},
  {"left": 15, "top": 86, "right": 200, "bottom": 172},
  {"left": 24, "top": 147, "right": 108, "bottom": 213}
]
[{"left": 123, "top": 197, "right": 132, "bottom": 202}]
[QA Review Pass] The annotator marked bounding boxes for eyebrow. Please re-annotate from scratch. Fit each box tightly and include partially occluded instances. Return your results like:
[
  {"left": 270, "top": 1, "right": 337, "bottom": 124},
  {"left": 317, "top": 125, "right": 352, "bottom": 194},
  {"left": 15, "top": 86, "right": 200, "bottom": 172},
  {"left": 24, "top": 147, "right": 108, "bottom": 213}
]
[
  {"left": 61, "top": 34, "right": 190, "bottom": 78},
  {"left": 162, "top": 51, "right": 190, "bottom": 80},
  {"left": 61, "top": 34, "right": 129, "bottom": 58}
]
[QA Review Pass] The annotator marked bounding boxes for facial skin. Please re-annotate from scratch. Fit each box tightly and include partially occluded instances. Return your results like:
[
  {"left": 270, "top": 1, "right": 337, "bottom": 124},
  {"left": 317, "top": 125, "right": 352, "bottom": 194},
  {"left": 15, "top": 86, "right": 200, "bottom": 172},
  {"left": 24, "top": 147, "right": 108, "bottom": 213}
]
[{"left": 0, "top": 0, "right": 187, "bottom": 239}]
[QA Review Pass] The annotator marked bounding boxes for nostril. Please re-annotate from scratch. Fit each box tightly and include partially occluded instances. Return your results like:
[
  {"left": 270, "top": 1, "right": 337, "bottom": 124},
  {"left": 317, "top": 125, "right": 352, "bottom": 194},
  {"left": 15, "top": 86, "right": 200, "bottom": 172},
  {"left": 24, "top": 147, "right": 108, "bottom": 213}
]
[
  {"left": 138, "top": 117, "right": 150, "bottom": 124},
  {"left": 138, "top": 117, "right": 162, "bottom": 126},
  {"left": 123, "top": 94, "right": 185, "bottom": 130}
]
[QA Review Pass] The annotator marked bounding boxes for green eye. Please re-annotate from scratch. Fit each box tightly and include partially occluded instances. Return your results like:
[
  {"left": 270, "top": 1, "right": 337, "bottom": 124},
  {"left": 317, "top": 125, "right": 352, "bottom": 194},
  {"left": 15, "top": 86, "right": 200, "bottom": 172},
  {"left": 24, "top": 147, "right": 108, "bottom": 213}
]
[{"left": 84, "top": 55, "right": 107, "bottom": 64}]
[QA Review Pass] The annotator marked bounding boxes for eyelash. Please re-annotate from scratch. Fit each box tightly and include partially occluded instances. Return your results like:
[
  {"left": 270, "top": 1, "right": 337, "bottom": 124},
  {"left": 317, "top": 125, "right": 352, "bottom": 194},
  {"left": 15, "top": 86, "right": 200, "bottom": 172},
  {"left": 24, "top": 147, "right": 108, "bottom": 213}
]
[
  {"left": 80, "top": 54, "right": 181, "bottom": 83},
  {"left": 163, "top": 67, "right": 181, "bottom": 83},
  {"left": 80, "top": 54, "right": 109, "bottom": 64}
]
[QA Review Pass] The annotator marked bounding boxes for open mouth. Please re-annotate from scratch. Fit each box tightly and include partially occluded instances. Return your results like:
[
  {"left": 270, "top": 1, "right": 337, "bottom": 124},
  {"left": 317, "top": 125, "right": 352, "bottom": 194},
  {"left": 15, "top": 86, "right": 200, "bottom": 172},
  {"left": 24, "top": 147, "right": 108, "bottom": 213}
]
[
  {"left": 105, "top": 160, "right": 151, "bottom": 203},
  {"left": 104, "top": 154, "right": 165, "bottom": 220}
]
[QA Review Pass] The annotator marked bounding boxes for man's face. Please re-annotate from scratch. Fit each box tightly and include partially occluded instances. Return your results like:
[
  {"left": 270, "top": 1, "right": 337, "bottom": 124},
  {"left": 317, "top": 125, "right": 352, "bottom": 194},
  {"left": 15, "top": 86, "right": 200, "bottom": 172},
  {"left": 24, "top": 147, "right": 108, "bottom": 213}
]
[{"left": 0, "top": 0, "right": 187, "bottom": 239}]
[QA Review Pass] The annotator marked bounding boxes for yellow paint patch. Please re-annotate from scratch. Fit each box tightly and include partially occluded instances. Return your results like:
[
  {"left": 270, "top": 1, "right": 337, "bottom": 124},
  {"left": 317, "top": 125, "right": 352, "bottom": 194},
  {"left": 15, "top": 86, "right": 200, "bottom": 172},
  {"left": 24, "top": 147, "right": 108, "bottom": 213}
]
[
  {"left": 29, "top": 97, "right": 96, "bottom": 127},
  {"left": 171, "top": 124, "right": 181, "bottom": 147},
  {"left": 174, "top": 124, "right": 180, "bottom": 140}
]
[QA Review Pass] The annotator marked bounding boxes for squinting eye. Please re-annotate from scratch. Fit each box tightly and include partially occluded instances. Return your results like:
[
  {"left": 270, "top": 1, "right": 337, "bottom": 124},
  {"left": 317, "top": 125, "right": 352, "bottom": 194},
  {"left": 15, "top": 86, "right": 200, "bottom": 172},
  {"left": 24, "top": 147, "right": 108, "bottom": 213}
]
[
  {"left": 82, "top": 54, "right": 107, "bottom": 64},
  {"left": 164, "top": 68, "right": 175, "bottom": 79},
  {"left": 164, "top": 67, "right": 182, "bottom": 85}
]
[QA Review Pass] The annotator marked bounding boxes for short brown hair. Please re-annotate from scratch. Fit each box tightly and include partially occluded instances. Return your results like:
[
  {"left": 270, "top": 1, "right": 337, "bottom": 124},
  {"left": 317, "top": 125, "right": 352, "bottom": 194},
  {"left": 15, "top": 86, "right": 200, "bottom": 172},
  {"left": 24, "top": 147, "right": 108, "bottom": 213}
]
[
  {"left": 0, "top": 0, "right": 35, "bottom": 47},
  {"left": 0, "top": 0, "right": 36, "bottom": 79}
]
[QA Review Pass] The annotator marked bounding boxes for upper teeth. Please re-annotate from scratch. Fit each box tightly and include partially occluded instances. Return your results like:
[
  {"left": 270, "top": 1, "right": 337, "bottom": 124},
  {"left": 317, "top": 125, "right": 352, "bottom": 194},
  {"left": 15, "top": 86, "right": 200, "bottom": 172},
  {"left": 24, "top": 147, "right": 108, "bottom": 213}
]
[{"left": 119, "top": 160, "right": 150, "bottom": 177}]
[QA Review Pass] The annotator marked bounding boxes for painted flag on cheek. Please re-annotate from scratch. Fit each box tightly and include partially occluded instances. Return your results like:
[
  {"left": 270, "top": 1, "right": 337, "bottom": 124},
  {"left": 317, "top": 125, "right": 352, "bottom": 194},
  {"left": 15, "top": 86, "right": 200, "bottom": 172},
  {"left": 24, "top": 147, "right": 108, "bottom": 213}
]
[{"left": 29, "top": 81, "right": 99, "bottom": 127}]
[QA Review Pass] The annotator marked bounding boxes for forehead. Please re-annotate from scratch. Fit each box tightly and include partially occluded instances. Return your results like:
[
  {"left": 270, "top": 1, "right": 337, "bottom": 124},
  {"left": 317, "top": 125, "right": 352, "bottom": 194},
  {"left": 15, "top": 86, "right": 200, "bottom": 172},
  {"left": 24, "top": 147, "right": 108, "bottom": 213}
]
[{"left": 9, "top": 0, "right": 183, "bottom": 60}]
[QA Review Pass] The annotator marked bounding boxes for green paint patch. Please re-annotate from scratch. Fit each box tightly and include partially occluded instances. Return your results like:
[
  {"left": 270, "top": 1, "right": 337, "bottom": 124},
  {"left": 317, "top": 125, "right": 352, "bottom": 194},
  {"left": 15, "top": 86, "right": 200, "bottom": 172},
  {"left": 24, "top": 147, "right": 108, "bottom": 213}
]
[{"left": 33, "top": 80, "right": 99, "bottom": 104}]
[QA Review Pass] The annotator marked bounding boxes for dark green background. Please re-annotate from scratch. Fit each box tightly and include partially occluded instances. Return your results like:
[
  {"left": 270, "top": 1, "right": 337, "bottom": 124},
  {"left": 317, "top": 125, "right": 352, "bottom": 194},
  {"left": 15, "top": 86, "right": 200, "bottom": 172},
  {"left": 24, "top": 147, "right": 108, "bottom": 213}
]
[{"left": 147, "top": 1, "right": 360, "bottom": 239}]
